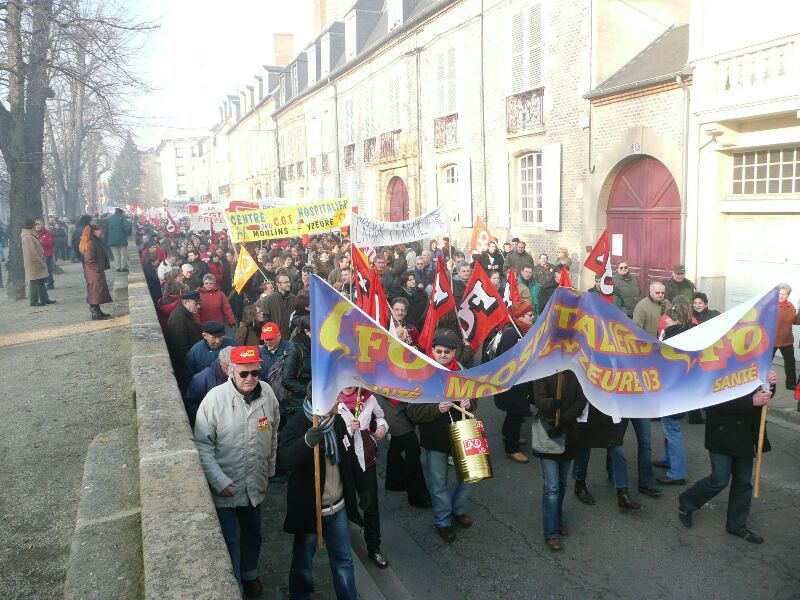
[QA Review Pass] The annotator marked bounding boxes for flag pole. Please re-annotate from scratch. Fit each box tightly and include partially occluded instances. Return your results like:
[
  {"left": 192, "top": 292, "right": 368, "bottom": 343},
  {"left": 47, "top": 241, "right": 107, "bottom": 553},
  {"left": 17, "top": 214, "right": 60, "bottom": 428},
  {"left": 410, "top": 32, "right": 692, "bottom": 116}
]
[
  {"left": 753, "top": 404, "right": 768, "bottom": 498},
  {"left": 312, "top": 413, "right": 325, "bottom": 548}
]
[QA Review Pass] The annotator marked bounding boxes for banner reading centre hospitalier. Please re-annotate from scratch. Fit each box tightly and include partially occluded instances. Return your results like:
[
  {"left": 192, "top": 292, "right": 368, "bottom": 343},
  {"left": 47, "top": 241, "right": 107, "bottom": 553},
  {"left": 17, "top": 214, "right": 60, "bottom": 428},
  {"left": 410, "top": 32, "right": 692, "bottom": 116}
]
[
  {"left": 224, "top": 198, "right": 351, "bottom": 243},
  {"left": 310, "top": 275, "right": 779, "bottom": 418}
]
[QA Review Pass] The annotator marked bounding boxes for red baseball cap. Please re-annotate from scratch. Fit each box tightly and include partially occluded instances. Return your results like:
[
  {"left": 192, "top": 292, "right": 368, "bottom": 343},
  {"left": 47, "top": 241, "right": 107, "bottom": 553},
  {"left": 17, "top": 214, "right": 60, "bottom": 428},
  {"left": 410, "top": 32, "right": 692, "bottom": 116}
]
[
  {"left": 229, "top": 346, "right": 261, "bottom": 364},
  {"left": 260, "top": 322, "right": 281, "bottom": 341}
]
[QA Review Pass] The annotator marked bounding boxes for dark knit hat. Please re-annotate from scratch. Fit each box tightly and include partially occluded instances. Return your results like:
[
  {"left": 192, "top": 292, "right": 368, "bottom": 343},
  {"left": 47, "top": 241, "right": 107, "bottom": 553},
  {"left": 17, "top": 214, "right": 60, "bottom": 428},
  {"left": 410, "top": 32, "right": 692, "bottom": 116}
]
[
  {"left": 180, "top": 290, "right": 200, "bottom": 301},
  {"left": 431, "top": 329, "right": 459, "bottom": 350},
  {"left": 202, "top": 320, "right": 225, "bottom": 335}
]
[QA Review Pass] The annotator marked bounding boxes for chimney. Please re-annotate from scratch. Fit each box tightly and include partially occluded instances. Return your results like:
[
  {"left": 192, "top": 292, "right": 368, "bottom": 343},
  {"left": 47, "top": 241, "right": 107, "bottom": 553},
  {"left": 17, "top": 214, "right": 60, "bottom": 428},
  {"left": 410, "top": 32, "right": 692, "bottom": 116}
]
[
  {"left": 273, "top": 33, "right": 294, "bottom": 67},
  {"left": 240, "top": 89, "right": 248, "bottom": 114},
  {"left": 313, "top": 0, "right": 326, "bottom": 37}
]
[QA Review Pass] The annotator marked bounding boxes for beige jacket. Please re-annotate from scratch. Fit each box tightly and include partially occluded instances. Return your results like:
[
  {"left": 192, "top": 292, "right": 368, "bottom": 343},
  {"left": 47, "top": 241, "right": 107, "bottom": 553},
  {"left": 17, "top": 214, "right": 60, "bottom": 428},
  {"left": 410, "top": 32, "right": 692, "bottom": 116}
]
[{"left": 21, "top": 228, "right": 48, "bottom": 280}]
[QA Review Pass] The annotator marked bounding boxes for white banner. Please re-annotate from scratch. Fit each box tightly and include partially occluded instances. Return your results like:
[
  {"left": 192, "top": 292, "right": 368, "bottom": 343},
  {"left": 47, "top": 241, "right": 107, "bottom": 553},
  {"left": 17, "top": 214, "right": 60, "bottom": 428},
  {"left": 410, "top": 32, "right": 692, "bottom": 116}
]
[
  {"left": 351, "top": 204, "right": 448, "bottom": 247},
  {"left": 188, "top": 202, "right": 227, "bottom": 231}
]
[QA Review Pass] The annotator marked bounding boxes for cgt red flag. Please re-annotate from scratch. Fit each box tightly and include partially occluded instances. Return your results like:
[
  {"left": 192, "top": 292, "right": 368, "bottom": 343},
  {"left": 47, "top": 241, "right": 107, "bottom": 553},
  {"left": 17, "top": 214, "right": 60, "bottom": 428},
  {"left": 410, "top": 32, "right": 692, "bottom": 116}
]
[
  {"left": 558, "top": 265, "right": 572, "bottom": 288},
  {"left": 210, "top": 220, "right": 218, "bottom": 245},
  {"left": 458, "top": 262, "right": 511, "bottom": 352},
  {"left": 368, "top": 268, "right": 391, "bottom": 328},
  {"left": 165, "top": 209, "right": 179, "bottom": 234},
  {"left": 584, "top": 229, "right": 614, "bottom": 303},
  {"left": 418, "top": 257, "right": 456, "bottom": 350},
  {"left": 352, "top": 246, "right": 373, "bottom": 311},
  {"left": 503, "top": 267, "right": 521, "bottom": 307}
]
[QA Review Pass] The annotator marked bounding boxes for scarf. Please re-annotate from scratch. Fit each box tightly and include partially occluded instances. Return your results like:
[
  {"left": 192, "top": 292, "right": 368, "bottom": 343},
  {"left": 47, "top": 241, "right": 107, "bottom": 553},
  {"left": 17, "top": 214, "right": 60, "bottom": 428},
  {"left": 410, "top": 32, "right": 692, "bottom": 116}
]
[
  {"left": 778, "top": 299, "right": 792, "bottom": 309},
  {"left": 338, "top": 388, "right": 373, "bottom": 414},
  {"left": 425, "top": 347, "right": 459, "bottom": 371},
  {"left": 303, "top": 399, "right": 339, "bottom": 464}
]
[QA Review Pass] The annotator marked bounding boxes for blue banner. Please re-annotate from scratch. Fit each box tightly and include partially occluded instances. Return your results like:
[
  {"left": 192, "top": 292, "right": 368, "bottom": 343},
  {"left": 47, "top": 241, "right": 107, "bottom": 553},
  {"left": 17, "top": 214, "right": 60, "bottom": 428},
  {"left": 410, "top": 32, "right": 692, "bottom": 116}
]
[{"left": 310, "top": 275, "right": 778, "bottom": 417}]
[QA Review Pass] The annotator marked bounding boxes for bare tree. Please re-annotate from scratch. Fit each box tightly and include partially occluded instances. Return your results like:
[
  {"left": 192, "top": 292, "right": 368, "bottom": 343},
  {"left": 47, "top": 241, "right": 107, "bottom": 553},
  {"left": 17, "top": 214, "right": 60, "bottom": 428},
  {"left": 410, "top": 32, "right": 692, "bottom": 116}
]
[{"left": 0, "top": 0, "right": 154, "bottom": 299}]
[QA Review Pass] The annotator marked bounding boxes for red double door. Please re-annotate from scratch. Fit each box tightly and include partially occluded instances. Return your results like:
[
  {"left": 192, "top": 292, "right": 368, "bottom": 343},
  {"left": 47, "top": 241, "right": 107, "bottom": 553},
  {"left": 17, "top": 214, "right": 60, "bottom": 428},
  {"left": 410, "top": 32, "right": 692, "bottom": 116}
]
[{"left": 607, "top": 157, "right": 681, "bottom": 295}]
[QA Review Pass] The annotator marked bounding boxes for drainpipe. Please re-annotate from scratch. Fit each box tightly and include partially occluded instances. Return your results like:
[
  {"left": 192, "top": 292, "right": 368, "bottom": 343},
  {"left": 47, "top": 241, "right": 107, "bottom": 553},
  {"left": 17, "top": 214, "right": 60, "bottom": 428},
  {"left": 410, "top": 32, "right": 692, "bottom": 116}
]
[
  {"left": 479, "top": 0, "right": 487, "bottom": 220},
  {"left": 676, "top": 74, "right": 690, "bottom": 271}
]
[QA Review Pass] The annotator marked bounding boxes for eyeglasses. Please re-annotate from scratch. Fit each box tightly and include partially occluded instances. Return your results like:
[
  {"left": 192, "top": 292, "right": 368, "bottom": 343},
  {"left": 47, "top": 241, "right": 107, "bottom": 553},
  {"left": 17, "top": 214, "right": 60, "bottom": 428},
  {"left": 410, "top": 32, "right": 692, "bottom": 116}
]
[
  {"left": 618, "top": 266, "right": 629, "bottom": 270},
  {"left": 433, "top": 349, "right": 455, "bottom": 355},
  {"left": 236, "top": 370, "right": 260, "bottom": 379}
]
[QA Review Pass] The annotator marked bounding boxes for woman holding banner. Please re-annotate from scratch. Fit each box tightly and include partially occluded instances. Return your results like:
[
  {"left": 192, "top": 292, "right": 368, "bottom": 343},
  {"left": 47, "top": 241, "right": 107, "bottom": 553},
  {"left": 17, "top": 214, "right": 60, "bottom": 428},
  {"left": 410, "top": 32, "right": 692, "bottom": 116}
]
[{"left": 494, "top": 301, "right": 536, "bottom": 464}]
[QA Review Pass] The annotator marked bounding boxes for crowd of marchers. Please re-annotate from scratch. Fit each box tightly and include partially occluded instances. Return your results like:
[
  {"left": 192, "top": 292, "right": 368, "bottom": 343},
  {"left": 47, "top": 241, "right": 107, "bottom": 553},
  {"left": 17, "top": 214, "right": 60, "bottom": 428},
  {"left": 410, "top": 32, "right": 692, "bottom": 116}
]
[{"left": 122, "top": 218, "right": 795, "bottom": 600}]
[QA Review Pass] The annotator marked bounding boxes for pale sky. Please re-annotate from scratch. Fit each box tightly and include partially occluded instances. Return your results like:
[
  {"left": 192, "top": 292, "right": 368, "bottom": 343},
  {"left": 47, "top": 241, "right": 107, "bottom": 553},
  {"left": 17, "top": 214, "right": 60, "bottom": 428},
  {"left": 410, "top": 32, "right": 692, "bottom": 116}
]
[{"left": 130, "top": 0, "right": 312, "bottom": 149}]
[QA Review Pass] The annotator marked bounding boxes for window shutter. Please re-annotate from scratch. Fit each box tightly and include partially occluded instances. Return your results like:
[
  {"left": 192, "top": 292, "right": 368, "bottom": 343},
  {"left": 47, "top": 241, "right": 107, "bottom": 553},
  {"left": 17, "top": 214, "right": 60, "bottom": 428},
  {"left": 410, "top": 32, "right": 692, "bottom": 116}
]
[
  {"left": 511, "top": 12, "right": 524, "bottom": 93},
  {"left": 437, "top": 51, "right": 446, "bottom": 116},
  {"left": 458, "top": 159, "right": 473, "bottom": 227},
  {"left": 528, "top": 4, "right": 542, "bottom": 88},
  {"left": 541, "top": 142, "right": 561, "bottom": 231},
  {"left": 447, "top": 46, "right": 457, "bottom": 114},
  {"left": 494, "top": 153, "right": 510, "bottom": 228}
]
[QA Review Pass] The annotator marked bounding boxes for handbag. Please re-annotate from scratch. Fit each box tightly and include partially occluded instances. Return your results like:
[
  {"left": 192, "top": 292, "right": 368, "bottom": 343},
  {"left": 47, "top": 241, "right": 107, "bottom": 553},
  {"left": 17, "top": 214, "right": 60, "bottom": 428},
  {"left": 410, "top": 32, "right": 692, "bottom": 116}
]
[
  {"left": 530, "top": 372, "right": 566, "bottom": 455},
  {"left": 530, "top": 417, "right": 566, "bottom": 455}
]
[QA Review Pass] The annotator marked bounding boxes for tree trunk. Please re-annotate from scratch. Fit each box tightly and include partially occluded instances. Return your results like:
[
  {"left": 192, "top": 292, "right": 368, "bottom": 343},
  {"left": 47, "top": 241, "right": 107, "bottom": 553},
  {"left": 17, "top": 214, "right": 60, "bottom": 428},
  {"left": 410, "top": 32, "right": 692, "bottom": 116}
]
[{"left": 3, "top": 0, "right": 54, "bottom": 300}]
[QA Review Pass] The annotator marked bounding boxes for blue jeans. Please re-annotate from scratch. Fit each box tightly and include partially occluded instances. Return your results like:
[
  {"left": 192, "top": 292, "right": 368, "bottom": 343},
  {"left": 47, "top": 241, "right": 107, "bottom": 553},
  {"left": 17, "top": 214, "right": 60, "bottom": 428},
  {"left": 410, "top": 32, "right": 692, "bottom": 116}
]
[
  {"left": 289, "top": 508, "right": 356, "bottom": 600},
  {"left": 216, "top": 504, "right": 262, "bottom": 585},
  {"left": 45, "top": 255, "right": 54, "bottom": 288},
  {"left": 659, "top": 416, "right": 688, "bottom": 479},
  {"left": 540, "top": 459, "right": 570, "bottom": 539},
  {"left": 424, "top": 449, "right": 470, "bottom": 527},
  {"left": 572, "top": 446, "right": 628, "bottom": 488},
  {"left": 679, "top": 453, "right": 753, "bottom": 534},
  {"left": 627, "top": 418, "right": 655, "bottom": 488}
]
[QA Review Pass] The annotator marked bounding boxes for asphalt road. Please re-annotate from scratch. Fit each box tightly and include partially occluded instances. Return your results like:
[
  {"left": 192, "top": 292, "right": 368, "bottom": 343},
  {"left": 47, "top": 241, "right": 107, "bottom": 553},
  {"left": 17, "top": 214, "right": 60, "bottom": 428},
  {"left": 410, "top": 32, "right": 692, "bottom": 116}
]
[
  {"left": 372, "top": 404, "right": 800, "bottom": 600},
  {"left": 0, "top": 262, "right": 133, "bottom": 600}
]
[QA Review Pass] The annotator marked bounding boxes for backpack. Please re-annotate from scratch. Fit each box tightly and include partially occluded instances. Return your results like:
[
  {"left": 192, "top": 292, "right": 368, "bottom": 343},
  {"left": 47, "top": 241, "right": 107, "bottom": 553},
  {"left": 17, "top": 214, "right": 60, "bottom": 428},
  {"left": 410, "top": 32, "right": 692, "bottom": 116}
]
[{"left": 266, "top": 345, "right": 303, "bottom": 407}]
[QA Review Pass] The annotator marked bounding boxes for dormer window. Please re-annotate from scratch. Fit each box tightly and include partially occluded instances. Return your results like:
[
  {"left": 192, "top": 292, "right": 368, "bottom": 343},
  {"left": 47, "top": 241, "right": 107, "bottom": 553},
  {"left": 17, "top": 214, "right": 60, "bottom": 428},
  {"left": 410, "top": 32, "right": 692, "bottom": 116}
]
[
  {"left": 280, "top": 75, "right": 286, "bottom": 104},
  {"left": 345, "top": 13, "right": 356, "bottom": 60},
  {"left": 308, "top": 46, "right": 317, "bottom": 85},
  {"left": 321, "top": 33, "right": 331, "bottom": 78},
  {"left": 388, "top": 0, "right": 404, "bottom": 31},
  {"left": 292, "top": 64, "right": 298, "bottom": 96}
]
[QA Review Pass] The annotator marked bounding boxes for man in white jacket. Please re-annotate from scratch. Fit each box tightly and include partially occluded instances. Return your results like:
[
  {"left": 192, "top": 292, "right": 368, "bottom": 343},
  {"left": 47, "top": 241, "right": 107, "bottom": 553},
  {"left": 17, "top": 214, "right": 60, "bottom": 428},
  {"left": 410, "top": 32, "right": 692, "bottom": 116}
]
[{"left": 194, "top": 345, "right": 280, "bottom": 599}]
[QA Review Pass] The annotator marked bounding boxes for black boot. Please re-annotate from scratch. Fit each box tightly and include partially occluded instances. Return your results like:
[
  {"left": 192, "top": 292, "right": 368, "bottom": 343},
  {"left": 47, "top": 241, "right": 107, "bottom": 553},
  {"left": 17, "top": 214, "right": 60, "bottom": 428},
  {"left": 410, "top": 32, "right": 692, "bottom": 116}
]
[
  {"left": 574, "top": 480, "right": 595, "bottom": 505},
  {"left": 90, "top": 305, "right": 111, "bottom": 320},
  {"left": 617, "top": 488, "right": 644, "bottom": 512}
]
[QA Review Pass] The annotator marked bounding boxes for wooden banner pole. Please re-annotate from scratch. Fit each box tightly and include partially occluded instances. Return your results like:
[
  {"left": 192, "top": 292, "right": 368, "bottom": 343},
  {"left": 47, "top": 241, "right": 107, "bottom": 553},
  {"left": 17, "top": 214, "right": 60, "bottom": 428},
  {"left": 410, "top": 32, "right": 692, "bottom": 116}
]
[
  {"left": 312, "top": 413, "right": 324, "bottom": 548},
  {"left": 753, "top": 404, "right": 768, "bottom": 498}
]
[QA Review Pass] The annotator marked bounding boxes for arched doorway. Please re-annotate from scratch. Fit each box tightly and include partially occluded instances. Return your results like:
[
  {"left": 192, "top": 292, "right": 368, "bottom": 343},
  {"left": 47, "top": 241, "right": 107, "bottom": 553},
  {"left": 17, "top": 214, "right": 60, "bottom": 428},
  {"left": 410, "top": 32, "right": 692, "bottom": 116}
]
[
  {"left": 607, "top": 157, "right": 681, "bottom": 294},
  {"left": 387, "top": 176, "right": 409, "bottom": 222}
]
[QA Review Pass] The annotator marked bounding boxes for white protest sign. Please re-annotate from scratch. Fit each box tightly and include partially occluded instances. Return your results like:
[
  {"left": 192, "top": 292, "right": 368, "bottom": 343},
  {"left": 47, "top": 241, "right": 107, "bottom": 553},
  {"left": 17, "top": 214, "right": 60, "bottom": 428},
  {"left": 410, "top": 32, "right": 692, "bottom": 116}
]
[{"left": 351, "top": 204, "right": 448, "bottom": 246}]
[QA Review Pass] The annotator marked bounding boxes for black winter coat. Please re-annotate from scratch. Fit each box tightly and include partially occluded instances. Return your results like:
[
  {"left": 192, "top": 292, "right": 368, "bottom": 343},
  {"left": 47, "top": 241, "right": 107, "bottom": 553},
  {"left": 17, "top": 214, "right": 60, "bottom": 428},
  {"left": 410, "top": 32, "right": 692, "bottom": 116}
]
[
  {"left": 494, "top": 325, "right": 534, "bottom": 415},
  {"left": 533, "top": 371, "right": 625, "bottom": 450},
  {"left": 280, "top": 411, "right": 363, "bottom": 534},
  {"left": 406, "top": 398, "right": 479, "bottom": 453},
  {"left": 538, "top": 281, "right": 558, "bottom": 313},
  {"left": 705, "top": 388, "right": 772, "bottom": 458},
  {"left": 531, "top": 371, "right": 593, "bottom": 459},
  {"left": 165, "top": 304, "right": 202, "bottom": 370},
  {"left": 400, "top": 286, "right": 428, "bottom": 330},
  {"left": 282, "top": 333, "right": 312, "bottom": 414}
]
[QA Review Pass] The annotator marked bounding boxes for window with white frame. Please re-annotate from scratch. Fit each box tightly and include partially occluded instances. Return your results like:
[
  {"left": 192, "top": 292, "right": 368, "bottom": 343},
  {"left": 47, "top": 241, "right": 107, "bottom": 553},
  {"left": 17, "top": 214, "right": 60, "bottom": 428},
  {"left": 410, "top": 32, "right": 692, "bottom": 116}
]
[
  {"left": 511, "top": 3, "right": 542, "bottom": 94},
  {"left": 292, "top": 64, "right": 298, "bottom": 96},
  {"left": 280, "top": 75, "right": 286, "bottom": 104},
  {"left": 732, "top": 147, "right": 800, "bottom": 195},
  {"left": 177, "top": 184, "right": 187, "bottom": 196},
  {"left": 175, "top": 146, "right": 184, "bottom": 158},
  {"left": 445, "top": 164, "right": 458, "bottom": 185},
  {"left": 519, "top": 152, "right": 542, "bottom": 224},
  {"left": 176, "top": 165, "right": 186, "bottom": 177}
]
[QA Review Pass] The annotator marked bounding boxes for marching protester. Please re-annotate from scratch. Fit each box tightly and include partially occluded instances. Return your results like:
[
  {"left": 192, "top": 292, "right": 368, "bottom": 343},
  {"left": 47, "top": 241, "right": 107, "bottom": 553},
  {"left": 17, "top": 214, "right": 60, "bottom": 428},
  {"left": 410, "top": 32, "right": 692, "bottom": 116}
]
[
  {"left": 633, "top": 281, "right": 671, "bottom": 336},
  {"left": 165, "top": 290, "right": 203, "bottom": 392},
  {"left": 184, "top": 346, "right": 232, "bottom": 427},
  {"left": 532, "top": 371, "right": 587, "bottom": 551},
  {"left": 280, "top": 383, "right": 360, "bottom": 600},
  {"left": 494, "top": 300, "right": 536, "bottom": 463},
  {"left": 105, "top": 208, "right": 132, "bottom": 272},
  {"left": 235, "top": 305, "right": 265, "bottom": 346},
  {"left": 198, "top": 274, "right": 236, "bottom": 328},
  {"left": 185, "top": 320, "right": 235, "bottom": 381},
  {"left": 773, "top": 284, "right": 799, "bottom": 390},
  {"left": 337, "top": 386, "right": 390, "bottom": 568},
  {"left": 665, "top": 264, "right": 696, "bottom": 304},
  {"left": 613, "top": 260, "right": 641, "bottom": 318},
  {"left": 407, "top": 329, "right": 477, "bottom": 543},
  {"left": 691, "top": 292, "right": 720, "bottom": 324},
  {"left": 194, "top": 346, "right": 280, "bottom": 597},
  {"left": 678, "top": 371, "right": 776, "bottom": 544}
]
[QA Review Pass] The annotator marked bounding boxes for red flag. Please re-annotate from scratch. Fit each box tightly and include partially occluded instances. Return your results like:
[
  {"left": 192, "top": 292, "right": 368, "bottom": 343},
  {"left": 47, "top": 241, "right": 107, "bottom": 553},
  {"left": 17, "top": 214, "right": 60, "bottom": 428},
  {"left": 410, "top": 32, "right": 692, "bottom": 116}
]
[
  {"left": 352, "top": 246, "right": 373, "bottom": 311},
  {"left": 210, "top": 220, "right": 218, "bottom": 245},
  {"left": 418, "top": 257, "right": 456, "bottom": 350},
  {"left": 558, "top": 265, "right": 572, "bottom": 288},
  {"left": 584, "top": 230, "right": 614, "bottom": 303},
  {"left": 469, "top": 216, "right": 493, "bottom": 254},
  {"left": 503, "top": 267, "right": 521, "bottom": 307},
  {"left": 369, "top": 270, "right": 391, "bottom": 329},
  {"left": 165, "top": 210, "right": 179, "bottom": 234},
  {"left": 458, "top": 262, "right": 511, "bottom": 352}
]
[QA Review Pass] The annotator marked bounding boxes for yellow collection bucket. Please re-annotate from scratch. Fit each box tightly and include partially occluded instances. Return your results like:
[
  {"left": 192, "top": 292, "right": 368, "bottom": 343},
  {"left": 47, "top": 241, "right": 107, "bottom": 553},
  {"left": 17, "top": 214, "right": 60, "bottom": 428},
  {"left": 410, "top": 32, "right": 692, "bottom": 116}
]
[{"left": 449, "top": 418, "right": 494, "bottom": 484}]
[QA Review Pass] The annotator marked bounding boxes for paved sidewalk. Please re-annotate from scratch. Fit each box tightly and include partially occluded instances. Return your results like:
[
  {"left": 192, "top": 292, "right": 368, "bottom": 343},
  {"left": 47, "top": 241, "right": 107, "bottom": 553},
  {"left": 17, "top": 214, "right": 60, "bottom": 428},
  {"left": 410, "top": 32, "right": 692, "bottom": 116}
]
[{"left": 0, "top": 262, "right": 134, "bottom": 600}]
